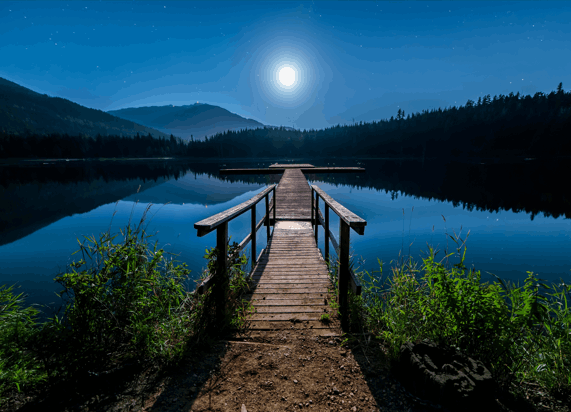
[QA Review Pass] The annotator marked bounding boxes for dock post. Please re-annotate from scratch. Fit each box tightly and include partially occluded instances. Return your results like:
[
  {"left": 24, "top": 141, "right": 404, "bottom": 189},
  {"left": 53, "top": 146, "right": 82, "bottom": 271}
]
[
  {"left": 251, "top": 203, "right": 256, "bottom": 266},
  {"left": 339, "top": 219, "right": 350, "bottom": 329},
  {"left": 265, "top": 193, "right": 270, "bottom": 239},
  {"left": 315, "top": 194, "right": 319, "bottom": 244},
  {"left": 215, "top": 222, "right": 228, "bottom": 323},
  {"left": 325, "top": 204, "right": 330, "bottom": 263},
  {"left": 273, "top": 187, "right": 276, "bottom": 225},
  {"left": 311, "top": 187, "right": 315, "bottom": 231}
]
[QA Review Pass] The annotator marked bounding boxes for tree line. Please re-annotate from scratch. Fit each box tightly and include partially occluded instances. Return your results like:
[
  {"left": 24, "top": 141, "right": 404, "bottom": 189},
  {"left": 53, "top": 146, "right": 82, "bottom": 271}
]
[
  {"left": 191, "top": 82, "right": 571, "bottom": 159},
  {"left": 0, "top": 132, "right": 187, "bottom": 159},
  {"left": 1, "top": 83, "right": 570, "bottom": 159}
]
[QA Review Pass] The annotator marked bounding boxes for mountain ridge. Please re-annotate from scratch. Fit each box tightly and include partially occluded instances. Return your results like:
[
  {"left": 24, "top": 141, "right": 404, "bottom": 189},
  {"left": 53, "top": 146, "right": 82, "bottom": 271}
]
[
  {"left": 108, "top": 103, "right": 264, "bottom": 141},
  {"left": 0, "top": 77, "right": 170, "bottom": 139}
]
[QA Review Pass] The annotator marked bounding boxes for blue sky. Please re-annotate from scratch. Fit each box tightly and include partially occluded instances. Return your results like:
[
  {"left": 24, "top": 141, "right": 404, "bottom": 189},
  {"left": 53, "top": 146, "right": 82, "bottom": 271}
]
[{"left": 2, "top": 1, "right": 571, "bottom": 130}]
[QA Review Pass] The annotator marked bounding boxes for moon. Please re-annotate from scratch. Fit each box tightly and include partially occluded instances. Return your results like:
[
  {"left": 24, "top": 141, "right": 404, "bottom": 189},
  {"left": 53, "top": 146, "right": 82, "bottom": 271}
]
[{"left": 278, "top": 66, "right": 296, "bottom": 87}]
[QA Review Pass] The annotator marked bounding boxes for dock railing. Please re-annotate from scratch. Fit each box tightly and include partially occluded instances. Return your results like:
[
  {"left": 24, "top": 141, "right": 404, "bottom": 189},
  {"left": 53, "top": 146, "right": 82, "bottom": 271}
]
[
  {"left": 311, "top": 185, "right": 367, "bottom": 326},
  {"left": 194, "top": 184, "right": 277, "bottom": 319}
]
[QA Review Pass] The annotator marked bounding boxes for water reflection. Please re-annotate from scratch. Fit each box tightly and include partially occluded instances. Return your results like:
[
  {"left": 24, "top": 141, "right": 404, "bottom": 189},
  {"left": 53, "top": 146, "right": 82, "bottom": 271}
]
[{"left": 1, "top": 157, "right": 570, "bottom": 318}]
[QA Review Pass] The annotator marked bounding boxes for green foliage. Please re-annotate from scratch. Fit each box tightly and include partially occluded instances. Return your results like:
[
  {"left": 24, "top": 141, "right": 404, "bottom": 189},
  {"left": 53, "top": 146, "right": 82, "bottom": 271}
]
[
  {"left": 0, "top": 285, "right": 46, "bottom": 396},
  {"left": 0, "top": 207, "right": 252, "bottom": 404},
  {"left": 51, "top": 205, "right": 193, "bottom": 376},
  {"left": 353, "top": 236, "right": 571, "bottom": 396},
  {"left": 195, "top": 240, "right": 253, "bottom": 336}
]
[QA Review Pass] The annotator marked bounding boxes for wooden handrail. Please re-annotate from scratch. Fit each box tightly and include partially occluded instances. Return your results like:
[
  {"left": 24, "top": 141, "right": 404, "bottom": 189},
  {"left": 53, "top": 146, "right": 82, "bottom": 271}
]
[
  {"left": 315, "top": 208, "right": 361, "bottom": 296},
  {"left": 311, "top": 185, "right": 366, "bottom": 235},
  {"left": 194, "top": 184, "right": 276, "bottom": 237},
  {"left": 311, "top": 184, "right": 367, "bottom": 328},
  {"left": 194, "top": 186, "right": 277, "bottom": 305},
  {"left": 238, "top": 203, "right": 273, "bottom": 253}
]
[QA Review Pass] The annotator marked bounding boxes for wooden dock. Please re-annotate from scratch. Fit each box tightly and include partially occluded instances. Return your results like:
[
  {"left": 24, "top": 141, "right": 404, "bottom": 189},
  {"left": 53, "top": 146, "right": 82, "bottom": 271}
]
[
  {"left": 245, "top": 222, "right": 341, "bottom": 337},
  {"left": 274, "top": 168, "right": 312, "bottom": 221},
  {"left": 194, "top": 164, "right": 366, "bottom": 337}
]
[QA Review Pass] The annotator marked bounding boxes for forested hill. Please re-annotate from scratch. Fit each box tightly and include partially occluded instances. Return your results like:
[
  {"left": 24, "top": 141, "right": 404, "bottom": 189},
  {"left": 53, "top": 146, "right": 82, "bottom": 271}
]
[
  {"left": 0, "top": 77, "right": 169, "bottom": 139},
  {"left": 187, "top": 83, "right": 571, "bottom": 159},
  {"left": 108, "top": 103, "right": 264, "bottom": 141},
  {"left": 1, "top": 83, "right": 570, "bottom": 160}
]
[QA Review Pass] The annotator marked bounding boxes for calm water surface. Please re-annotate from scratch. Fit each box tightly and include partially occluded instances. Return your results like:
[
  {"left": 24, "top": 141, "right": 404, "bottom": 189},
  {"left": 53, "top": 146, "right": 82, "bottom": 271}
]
[{"left": 1, "top": 157, "right": 570, "bottom": 317}]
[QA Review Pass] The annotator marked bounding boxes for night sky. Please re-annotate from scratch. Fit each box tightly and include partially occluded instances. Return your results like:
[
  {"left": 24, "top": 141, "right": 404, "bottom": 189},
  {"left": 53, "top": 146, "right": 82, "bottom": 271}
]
[{"left": 2, "top": 1, "right": 571, "bottom": 130}]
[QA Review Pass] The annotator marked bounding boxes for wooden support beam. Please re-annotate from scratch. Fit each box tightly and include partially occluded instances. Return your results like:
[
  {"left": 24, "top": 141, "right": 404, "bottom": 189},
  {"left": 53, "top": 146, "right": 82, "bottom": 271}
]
[
  {"left": 312, "top": 185, "right": 366, "bottom": 235},
  {"left": 325, "top": 204, "right": 330, "bottom": 264},
  {"left": 251, "top": 203, "right": 256, "bottom": 266},
  {"left": 195, "top": 185, "right": 276, "bottom": 237},
  {"left": 315, "top": 194, "right": 319, "bottom": 244},
  {"left": 311, "top": 187, "right": 314, "bottom": 230},
  {"left": 339, "top": 219, "right": 350, "bottom": 329},
  {"left": 215, "top": 222, "right": 228, "bottom": 323},
  {"left": 265, "top": 192, "right": 270, "bottom": 239}
]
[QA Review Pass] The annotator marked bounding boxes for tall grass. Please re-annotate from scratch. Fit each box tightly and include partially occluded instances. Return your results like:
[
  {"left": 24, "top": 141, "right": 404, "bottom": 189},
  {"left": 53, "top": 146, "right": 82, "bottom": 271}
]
[
  {"left": 0, "top": 204, "right": 251, "bottom": 405},
  {"left": 344, "top": 226, "right": 571, "bottom": 398}
]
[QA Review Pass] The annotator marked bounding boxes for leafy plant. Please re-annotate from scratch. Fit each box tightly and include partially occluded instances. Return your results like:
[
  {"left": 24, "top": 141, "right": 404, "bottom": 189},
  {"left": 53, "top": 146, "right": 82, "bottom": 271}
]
[
  {"left": 0, "top": 284, "right": 45, "bottom": 396},
  {"left": 354, "top": 233, "right": 571, "bottom": 397}
]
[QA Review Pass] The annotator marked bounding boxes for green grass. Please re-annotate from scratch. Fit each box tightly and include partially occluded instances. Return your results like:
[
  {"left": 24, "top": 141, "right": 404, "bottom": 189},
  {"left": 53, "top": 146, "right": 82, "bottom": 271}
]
[
  {"left": 322, "top": 210, "right": 570, "bottom": 402},
  {"left": 344, "top": 234, "right": 571, "bottom": 399},
  {"left": 0, "top": 205, "right": 251, "bottom": 405}
]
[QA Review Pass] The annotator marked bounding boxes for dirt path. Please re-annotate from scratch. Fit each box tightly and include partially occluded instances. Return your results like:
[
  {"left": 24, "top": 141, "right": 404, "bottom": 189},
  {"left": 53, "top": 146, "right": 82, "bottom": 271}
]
[{"left": 121, "top": 333, "right": 423, "bottom": 412}]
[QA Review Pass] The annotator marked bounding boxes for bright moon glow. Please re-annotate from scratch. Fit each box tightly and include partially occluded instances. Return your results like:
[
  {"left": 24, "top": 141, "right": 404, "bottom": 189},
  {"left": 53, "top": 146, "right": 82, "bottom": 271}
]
[{"left": 278, "top": 67, "right": 296, "bottom": 86}]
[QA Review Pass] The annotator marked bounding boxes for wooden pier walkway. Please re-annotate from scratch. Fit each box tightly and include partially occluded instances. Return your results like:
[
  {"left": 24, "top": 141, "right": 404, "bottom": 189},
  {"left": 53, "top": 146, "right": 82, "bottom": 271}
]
[
  {"left": 246, "top": 221, "right": 339, "bottom": 337},
  {"left": 194, "top": 163, "right": 366, "bottom": 337},
  {"left": 274, "top": 168, "right": 312, "bottom": 221}
]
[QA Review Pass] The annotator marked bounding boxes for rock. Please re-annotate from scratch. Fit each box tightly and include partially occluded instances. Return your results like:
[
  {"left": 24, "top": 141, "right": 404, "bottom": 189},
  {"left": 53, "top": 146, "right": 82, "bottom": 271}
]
[
  {"left": 396, "top": 339, "right": 495, "bottom": 410},
  {"left": 241, "top": 404, "right": 248, "bottom": 412},
  {"left": 333, "top": 387, "right": 340, "bottom": 395}
]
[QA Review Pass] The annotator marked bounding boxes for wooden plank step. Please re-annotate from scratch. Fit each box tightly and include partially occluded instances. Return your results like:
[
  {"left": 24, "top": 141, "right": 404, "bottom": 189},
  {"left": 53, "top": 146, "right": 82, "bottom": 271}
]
[
  {"left": 251, "top": 300, "right": 330, "bottom": 306},
  {"left": 253, "top": 277, "right": 329, "bottom": 282},
  {"left": 250, "top": 313, "right": 329, "bottom": 321},
  {"left": 251, "top": 272, "right": 330, "bottom": 277},
  {"left": 253, "top": 283, "right": 330, "bottom": 289},
  {"left": 239, "top": 329, "right": 342, "bottom": 338},
  {"left": 245, "top": 293, "right": 329, "bottom": 300},
  {"left": 248, "top": 320, "right": 340, "bottom": 330},
  {"left": 253, "top": 305, "right": 329, "bottom": 313},
  {"left": 253, "top": 277, "right": 330, "bottom": 283}
]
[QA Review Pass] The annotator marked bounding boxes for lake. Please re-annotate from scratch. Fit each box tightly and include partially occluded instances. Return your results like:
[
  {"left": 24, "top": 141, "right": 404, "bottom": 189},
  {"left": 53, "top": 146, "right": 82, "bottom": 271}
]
[{"left": 1, "top": 157, "right": 570, "bottom": 318}]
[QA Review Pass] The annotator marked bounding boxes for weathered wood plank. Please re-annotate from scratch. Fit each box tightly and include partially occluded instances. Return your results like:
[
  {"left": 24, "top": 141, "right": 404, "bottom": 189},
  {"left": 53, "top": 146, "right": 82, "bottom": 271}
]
[
  {"left": 248, "top": 320, "right": 339, "bottom": 330},
  {"left": 270, "top": 164, "right": 315, "bottom": 168},
  {"left": 248, "top": 298, "right": 329, "bottom": 305},
  {"left": 312, "top": 184, "right": 366, "bottom": 234},
  {"left": 194, "top": 185, "right": 276, "bottom": 236},
  {"left": 250, "top": 313, "right": 328, "bottom": 321},
  {"left": 219, "top": 166, "right": 364, "bottom": 175}
]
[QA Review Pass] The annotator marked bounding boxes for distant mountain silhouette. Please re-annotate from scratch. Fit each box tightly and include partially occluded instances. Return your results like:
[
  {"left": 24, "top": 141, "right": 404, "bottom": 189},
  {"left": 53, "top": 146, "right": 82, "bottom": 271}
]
[
  {"left": 0, "top": 77, "right": 169, "bottom": 139},
  {"left": 108, "top": 103, "right": 264, "bottom": 141}
]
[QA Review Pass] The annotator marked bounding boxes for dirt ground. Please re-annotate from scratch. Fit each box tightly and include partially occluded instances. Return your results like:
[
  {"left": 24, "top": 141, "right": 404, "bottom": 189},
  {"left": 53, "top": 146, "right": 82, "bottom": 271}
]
[
  {"left": 112, "top": 333, "right": 422, "bottom": 412},
  {"left": 5, "top": 331, "right": 569, "bottom": 412}
]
